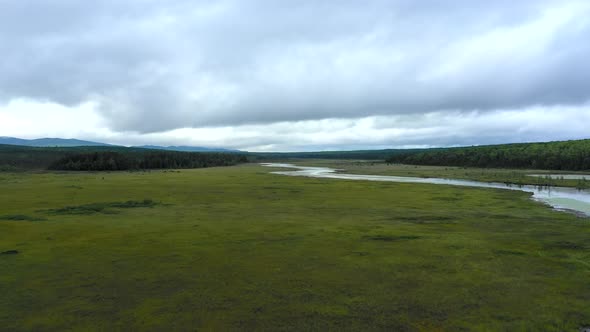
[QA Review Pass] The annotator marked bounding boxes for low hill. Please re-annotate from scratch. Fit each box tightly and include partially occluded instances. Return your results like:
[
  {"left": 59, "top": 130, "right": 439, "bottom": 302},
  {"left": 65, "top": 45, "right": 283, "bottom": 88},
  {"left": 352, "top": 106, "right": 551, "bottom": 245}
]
[{"left": 0, "top": 136, "right": 240, "bottom": 152}]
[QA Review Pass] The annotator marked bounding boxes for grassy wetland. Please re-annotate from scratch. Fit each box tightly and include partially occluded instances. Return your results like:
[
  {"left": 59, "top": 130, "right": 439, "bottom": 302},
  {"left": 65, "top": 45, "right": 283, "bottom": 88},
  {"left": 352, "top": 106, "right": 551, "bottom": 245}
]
[
  {"left": 1, "top": 163, "right": 590, "bottom": 331},
  {"left": 297, "top": 159, "right": 590, "bottom": 189}
]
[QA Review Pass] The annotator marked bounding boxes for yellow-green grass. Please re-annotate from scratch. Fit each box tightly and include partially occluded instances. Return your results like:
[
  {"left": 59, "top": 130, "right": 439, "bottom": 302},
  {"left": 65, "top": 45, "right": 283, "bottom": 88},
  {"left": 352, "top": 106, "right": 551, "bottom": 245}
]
[
  {"left": 1, "top": 164, "right": 589, "bottom": 331},
  {"left": 293, "top": 159, "right": 590, "bottom": 189}
]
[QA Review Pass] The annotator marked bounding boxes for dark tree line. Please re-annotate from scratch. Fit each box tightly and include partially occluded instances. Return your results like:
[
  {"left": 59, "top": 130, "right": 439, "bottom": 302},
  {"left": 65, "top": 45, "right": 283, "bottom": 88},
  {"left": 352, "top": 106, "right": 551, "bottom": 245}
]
[
  {"left": 48, "top": 151, "right": 248, "bottom": 171},
  {"left": 251, "top": 149, "right": 427, "bottom": 160},
  {"left": 386, "top": 140, "right": 590, "bottom": 171}
]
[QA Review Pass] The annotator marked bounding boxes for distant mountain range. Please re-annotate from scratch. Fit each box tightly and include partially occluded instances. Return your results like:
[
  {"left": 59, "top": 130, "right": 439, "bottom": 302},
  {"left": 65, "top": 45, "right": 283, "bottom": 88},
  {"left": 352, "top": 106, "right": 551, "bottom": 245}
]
[
  {"left": 0, "top": 137, "right": 111, "bottom": 147},
  {"left": 0, "top": 137, "right": 239, "bottom": 152}
]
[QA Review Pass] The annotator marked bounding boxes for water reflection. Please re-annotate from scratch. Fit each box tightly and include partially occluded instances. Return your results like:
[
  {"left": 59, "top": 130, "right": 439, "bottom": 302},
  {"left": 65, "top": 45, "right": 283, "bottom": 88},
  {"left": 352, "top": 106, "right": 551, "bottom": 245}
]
[{"left": 262, "top": 163, "right": 590, "bottom": 217}]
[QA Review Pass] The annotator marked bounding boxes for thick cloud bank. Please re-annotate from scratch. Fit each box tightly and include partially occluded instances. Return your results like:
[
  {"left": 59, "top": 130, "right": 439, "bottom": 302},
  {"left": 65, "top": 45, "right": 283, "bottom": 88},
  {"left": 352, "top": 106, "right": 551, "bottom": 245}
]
[{"left": 1, "top": 1, "right": 589, "bottom": 149}]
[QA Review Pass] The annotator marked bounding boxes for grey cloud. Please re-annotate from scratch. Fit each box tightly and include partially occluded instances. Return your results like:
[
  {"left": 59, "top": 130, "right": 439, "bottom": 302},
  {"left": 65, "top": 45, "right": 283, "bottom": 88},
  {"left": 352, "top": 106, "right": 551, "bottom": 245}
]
[{"left": 1, "top": 0, "right": 589, "bottom": 134}]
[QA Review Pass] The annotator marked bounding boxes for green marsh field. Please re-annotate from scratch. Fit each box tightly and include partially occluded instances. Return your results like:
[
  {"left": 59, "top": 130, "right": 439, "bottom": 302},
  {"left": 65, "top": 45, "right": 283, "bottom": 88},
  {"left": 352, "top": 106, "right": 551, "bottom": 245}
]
[
  {"left": 1, "top": 163, "right": 590, "bottom": 331},
  {"left": 296, "top": 159, "right": 590, "bottom": 189}
]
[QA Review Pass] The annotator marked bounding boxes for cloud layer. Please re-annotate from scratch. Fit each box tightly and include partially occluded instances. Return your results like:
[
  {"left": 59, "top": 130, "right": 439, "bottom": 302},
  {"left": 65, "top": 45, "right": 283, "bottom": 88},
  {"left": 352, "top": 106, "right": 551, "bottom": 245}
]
[{"left": 1, "top": 1, "right": 589, "bottom": 149}]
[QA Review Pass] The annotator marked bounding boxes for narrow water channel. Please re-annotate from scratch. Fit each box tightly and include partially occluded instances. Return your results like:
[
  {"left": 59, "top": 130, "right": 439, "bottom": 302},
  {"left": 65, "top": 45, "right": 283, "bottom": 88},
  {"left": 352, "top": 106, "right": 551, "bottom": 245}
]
[{"left": 261, "top": 163, "right": 590, "bottom": 217}]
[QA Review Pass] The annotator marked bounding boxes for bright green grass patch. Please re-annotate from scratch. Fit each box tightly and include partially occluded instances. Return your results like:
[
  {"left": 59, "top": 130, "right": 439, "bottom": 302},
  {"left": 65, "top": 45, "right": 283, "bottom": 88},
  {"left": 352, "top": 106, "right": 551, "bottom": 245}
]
[{"left": 1, "top": 164, "right": 589, "bottom": 331}]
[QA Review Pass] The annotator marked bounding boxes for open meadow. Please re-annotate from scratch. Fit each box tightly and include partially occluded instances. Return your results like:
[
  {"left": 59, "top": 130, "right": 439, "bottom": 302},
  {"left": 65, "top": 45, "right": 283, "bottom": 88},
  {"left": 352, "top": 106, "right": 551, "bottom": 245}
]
[{"left": 1, "top": 163, "right": 590, "bottom": 331}]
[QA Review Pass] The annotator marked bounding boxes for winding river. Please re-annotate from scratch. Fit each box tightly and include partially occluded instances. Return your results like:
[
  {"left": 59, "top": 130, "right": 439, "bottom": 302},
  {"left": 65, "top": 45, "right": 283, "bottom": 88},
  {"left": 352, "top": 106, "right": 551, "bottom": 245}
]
[{"left": 261, "top": 163, "right": 590, "bottom": 217}]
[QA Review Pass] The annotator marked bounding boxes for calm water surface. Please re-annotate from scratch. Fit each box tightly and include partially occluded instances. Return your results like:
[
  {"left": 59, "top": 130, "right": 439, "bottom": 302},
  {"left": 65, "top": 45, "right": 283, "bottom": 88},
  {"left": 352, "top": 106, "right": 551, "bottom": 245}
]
[{"left": 262, "top": 163, "right": 590, "bottom": 217}]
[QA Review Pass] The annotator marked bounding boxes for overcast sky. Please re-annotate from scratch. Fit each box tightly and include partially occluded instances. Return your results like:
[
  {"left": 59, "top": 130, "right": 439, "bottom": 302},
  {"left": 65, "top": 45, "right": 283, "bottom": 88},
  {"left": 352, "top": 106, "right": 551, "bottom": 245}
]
[{"left": 1, "top": 0, "right": 589, "bottom": 151}]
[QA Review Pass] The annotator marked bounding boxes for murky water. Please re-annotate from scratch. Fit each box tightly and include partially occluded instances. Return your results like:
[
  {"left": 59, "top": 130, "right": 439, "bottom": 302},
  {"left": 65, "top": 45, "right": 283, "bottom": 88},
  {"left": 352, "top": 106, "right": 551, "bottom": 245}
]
[{"left": 261, "top": 163, "right": 590, "bottom": 217}]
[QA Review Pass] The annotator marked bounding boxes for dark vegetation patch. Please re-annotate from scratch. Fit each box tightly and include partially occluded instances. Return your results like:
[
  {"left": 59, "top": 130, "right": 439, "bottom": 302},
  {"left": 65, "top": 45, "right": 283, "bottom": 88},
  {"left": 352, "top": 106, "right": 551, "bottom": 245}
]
[
  {"left": 233, "top": 235, "right": 304, "bottom": 245},
  {"left": 485, "top": 214, "right": 532, "bottom": 220},
  {"left": 364, "top": 235, "right": 422, "bottom": 242},
  {"left": 389, "top": 215, "right": 455, "bottom": 224},
  {"left": 545, "top": 241, "right": 587, "bottom": 251},
  {"left": 555, "top": 208, "right": 590, "bottom": 219},
  {"left": 109, "top": 200, "right": 159, "bottom": 208},
  {"left": 386, "top": 138, "right": 590, "bottom": 171},
  {"left": 1, "top": 250, "right": 19, "bottom": 255},
  {"left": 252, "top": 148, "right": 422, "bottom": 160},
  {"left": 431, "top": 196, "right": 461, "bottom": 202},
  {"left": 397, "top": 216, "right": 454, "bottom": 221},
  {"left": 0, "top": 165, "right": 20, "bottom": 171},
  {"left": 494, "top": 250, "right": 526, "bottom": 256},
  {"left": 0, "top": 144, "right": 247, "bottom": 171},
  {"left": 43, "top": 199, "right": 159, "bottom": 215},
  {"left": 0, "top": 214, "right": 46, "bottom": 221},
  {"left": 49, "top": 151, "right": 247, "bottom": 171}
]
